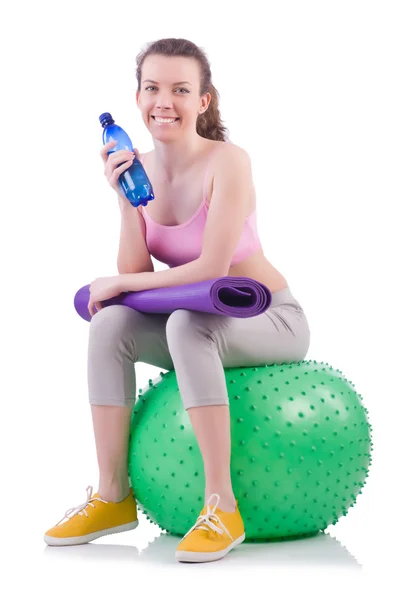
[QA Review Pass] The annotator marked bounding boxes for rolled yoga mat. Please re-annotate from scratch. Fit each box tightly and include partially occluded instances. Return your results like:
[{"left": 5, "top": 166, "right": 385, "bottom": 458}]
[{"left": 74, "top": 277, "right": 272, "bottom": 322}]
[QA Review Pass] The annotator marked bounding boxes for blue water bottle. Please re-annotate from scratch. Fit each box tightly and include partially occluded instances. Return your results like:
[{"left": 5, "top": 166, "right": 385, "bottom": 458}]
[{"left": 99, "top": 112, "right": 155, "bottom": 207}]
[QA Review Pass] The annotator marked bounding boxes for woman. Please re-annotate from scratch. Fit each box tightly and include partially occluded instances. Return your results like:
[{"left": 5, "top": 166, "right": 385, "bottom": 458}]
[{"left": 44, "top": 38, "right": 310, "bottom": 563}]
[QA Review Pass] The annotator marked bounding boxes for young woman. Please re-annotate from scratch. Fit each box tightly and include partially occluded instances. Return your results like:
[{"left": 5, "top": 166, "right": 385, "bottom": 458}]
[{"left": 44, "top": 38, "right": 310, "bottom": 563}]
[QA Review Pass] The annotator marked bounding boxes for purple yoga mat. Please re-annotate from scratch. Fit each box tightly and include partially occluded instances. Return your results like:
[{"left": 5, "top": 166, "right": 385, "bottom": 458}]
[{"left": 74, "top": 277, "right": 272, "bottom": 322}]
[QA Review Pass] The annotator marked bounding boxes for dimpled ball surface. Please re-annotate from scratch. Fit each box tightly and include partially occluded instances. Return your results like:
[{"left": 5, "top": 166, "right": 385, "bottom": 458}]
[{"left": 128, "top": 360, "right": 372, "bottom": 541}]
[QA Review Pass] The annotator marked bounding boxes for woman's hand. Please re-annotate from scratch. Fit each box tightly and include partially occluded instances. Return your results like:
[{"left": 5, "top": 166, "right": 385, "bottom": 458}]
[
  {"left": 88, "top": 275, "right": 126, "bottom": 317},
  {"left": 100, "top": 141, "right": 142, "bottom": 203}
]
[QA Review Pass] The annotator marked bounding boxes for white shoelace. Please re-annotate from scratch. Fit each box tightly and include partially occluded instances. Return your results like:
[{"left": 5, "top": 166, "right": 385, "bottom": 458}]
[
  {"left": 56, "top": 485, "right": 108, "bottom": 526},
  {"left": 181, "top": 493, "right": 234, "bottom": 542}
]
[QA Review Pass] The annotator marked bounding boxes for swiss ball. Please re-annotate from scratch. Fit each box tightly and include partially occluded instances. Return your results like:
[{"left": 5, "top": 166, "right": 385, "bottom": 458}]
[{"left": 128, "top": 360, "right": 372, "bottom": 541}]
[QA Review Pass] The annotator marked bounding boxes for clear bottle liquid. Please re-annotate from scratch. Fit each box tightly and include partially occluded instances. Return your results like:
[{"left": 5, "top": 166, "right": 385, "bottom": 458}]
[{"left": 99, "top": 112, "right": 155, "bottom": 207}]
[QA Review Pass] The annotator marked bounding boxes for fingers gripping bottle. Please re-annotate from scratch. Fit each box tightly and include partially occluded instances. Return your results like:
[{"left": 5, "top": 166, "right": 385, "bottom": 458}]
[{"left": 99, "top": 112, "right": 155, "bottom": 207}]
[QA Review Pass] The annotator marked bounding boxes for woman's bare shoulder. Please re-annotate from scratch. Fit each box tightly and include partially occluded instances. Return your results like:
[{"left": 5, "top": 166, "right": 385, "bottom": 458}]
[{"left": 211, "top": 141, "right": 251, "bottom": 173}]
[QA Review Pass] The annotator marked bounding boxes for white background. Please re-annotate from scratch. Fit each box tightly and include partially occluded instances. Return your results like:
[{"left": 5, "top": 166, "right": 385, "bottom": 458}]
[{"left": 2, "top": 0, "right": 396, "bottom": 596}]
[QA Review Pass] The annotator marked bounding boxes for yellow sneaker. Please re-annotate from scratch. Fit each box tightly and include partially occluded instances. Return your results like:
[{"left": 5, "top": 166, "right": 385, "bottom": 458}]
[
  {"left": 175, "top": 493, "right": 245, "bottom": 563},
  {"left": 44, "top": 485, "right": 139, "bottom": 546}
]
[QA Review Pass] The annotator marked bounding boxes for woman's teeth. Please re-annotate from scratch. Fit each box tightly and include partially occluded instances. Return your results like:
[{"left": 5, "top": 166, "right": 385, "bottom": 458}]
[{"left": 152, "top": 116, "right": 179, "bottom": 124}]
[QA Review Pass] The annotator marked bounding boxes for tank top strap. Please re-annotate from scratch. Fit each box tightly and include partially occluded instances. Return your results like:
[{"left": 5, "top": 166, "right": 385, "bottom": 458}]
[
  {"left": 141, "top": 143, "right": 226, "bottom": 202},
  {"left": 202, "top": 143, "right": 227, "bottom": 202}
]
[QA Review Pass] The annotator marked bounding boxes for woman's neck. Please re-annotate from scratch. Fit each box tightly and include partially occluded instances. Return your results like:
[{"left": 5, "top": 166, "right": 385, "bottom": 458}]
[{"left": 152, "top": 136, "right": 212, "bottom": 182}]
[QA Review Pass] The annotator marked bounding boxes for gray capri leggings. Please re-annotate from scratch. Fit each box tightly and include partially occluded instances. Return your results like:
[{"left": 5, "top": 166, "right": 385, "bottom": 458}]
[{"left": 87, "top": 286, "right": 310, "bottom": 410}]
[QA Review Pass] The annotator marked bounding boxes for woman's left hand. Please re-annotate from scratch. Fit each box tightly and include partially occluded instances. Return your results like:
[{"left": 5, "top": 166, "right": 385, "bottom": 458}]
[{"left": 88, "top": 275, "right": 126, "bottom": 317}]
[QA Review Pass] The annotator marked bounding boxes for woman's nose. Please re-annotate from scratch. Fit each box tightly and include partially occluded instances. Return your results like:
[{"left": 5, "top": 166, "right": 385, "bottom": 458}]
[{"left": 156, "top": 97, "right": 173, "bottom": 109}]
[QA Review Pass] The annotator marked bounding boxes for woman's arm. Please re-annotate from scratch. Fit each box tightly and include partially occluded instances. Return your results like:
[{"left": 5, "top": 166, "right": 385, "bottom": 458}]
[
  {"left": 119, "top": 257, "right": 226, "bottom": 293},
  {"left": 117, "top": 199, "right": 154, "bottom": 274}
]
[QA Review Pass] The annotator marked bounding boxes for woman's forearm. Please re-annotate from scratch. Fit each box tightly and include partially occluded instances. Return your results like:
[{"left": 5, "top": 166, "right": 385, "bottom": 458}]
[
  {"left": 117, "top": 198, "right": 154, "bottom": 274},
  {"left": 119, "top": 257, "right": 225, "bottom": 293}
]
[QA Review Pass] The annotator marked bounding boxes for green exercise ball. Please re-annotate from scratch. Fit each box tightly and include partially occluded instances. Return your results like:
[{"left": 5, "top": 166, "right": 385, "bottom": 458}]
[{"left": 128, "top": 360, "right": 372, "bottom": 541}]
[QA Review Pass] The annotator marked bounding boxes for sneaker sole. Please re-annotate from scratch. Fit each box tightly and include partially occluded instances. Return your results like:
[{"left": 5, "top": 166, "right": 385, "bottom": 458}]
[
  {"left": 44, "top": 519, "right": 139, "bottom": 546},
  {"left": 175, "top": 532, "right": 245, "bottom": 563}
]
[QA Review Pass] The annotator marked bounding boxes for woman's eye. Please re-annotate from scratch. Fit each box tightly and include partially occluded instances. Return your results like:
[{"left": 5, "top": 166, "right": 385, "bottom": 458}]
[{"left": 145, "top": 86, "right": 189, "bottom": 93}]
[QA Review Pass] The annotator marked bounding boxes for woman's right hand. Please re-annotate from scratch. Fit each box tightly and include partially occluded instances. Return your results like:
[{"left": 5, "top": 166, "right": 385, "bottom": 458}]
[{"left": 100, "top": 140, "right": 142, "bottom": 200}]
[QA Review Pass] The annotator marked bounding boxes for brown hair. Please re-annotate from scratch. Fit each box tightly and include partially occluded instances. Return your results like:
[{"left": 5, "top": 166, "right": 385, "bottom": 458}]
[{"left": 136, "top": 38, "right": 229, "bottom": 142}]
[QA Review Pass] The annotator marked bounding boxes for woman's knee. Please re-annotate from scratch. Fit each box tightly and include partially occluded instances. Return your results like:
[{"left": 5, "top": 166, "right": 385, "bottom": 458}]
[
  {"left": 166, "top": 309, "right": 206, "bottom": 347},
  {"left": 166, "top": 308, "right": 191, "bottom": 330},
  {"left": 89, "top": 305, "right": 142, "bottom": 351}
]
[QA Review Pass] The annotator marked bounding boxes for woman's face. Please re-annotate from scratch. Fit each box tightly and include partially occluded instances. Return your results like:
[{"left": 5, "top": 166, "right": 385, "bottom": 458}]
[{"left": 137, "top": 54, "right": 210, "bottom": 137}]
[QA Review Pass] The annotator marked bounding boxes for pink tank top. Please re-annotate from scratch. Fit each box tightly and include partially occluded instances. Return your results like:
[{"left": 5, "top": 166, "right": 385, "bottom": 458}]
[{"left": 140, "top": 145, "right": 262, "bottom": 268}]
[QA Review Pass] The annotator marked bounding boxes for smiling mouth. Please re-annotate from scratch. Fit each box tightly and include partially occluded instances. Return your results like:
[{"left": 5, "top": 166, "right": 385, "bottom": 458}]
[{"left": 151, "top": 116, "right": 180, "bottom": 122}]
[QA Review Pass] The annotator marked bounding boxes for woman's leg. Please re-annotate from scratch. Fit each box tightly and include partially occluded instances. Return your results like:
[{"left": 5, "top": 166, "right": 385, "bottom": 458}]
[
  {"left": 188, "top": 405, "right": 236, "bottom": 512},
  {"left": 90, "top": 406, "right": 132, "bottom": 502},
  {"left": 87, "top": 305, "right": 174, "bottom": 502},
  {"left": 165, "top": 288, "right": 310, "bottom": 512}
]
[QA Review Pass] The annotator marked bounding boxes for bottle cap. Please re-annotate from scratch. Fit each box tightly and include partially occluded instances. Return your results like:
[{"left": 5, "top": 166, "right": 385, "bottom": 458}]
[{"left": 99, "top": 113, "right": 114, "bottom": 127}]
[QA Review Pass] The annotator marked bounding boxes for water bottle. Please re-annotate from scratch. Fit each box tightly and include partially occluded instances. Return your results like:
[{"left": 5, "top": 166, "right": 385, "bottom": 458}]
[{"left": 99, "top": 112, "right": 155, "bottom": 208}]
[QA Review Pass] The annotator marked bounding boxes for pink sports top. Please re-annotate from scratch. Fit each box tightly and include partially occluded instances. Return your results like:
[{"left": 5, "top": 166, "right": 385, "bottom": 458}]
[{"left": 140, "top": 145, "right": 262, "bottom": 268}]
